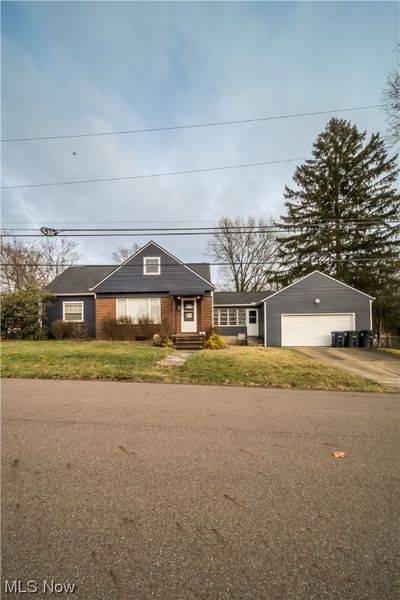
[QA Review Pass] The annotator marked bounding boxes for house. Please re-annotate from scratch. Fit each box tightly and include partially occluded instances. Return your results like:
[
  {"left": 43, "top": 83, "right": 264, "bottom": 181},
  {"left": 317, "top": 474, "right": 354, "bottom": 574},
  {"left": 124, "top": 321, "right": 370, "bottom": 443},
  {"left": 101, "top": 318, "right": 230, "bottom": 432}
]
[
  {"left": 46, "top": 241, "right": 373, "bottom": 347},
  {"left": 47, "top": 241, "right": 215, "bottom": 339}
]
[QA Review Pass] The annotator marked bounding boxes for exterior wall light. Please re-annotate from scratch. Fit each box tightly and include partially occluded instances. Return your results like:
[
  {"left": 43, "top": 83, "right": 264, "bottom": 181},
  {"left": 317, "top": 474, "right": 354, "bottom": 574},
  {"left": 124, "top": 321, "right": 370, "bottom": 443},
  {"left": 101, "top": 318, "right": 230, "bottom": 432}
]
[{"left": 314, "top": 298, "right": 320, "bottom": 304}]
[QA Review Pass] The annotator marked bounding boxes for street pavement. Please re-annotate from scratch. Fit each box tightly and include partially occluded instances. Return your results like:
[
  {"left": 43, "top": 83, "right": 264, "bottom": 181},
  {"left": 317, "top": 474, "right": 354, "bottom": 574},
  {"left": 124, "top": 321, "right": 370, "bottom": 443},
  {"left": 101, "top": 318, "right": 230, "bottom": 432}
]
[{"left": 2, "top": 379, "right": 399, "bottom": 600}]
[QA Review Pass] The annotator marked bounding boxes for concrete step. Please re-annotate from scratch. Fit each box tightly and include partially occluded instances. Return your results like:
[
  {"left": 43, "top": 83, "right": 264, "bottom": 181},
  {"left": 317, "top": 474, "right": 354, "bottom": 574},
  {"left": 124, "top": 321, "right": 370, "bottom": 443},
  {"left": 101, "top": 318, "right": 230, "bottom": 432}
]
[{"left": 174, "top": 335, "right": 204, "bottom": 350}]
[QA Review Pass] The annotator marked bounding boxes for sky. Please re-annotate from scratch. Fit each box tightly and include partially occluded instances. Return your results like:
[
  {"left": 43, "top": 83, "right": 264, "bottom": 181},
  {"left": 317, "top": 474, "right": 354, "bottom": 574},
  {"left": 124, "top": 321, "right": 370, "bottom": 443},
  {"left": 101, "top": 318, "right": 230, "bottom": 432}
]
[{"left": 1, "top": 0, "right": 398, "bottom": 274}]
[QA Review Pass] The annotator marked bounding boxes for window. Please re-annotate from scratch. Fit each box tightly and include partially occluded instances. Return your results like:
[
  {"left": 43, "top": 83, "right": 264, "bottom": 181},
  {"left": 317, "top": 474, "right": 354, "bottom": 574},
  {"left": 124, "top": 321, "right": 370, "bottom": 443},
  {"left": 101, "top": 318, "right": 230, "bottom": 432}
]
[
  {"left": 117, "top": 298, "right": 161, "bottom": 323},
  {"left": 144, "top": 257, "right": 161, "bottom": 275},
  {"left": 213, "top": 307, "right": 246, "bottom": 326},
  {"left": 248, "top": 310, "right": 257, "bottom": 324},
  {"left": 63, "top": 301, "right": 84, "bottom": 322}
]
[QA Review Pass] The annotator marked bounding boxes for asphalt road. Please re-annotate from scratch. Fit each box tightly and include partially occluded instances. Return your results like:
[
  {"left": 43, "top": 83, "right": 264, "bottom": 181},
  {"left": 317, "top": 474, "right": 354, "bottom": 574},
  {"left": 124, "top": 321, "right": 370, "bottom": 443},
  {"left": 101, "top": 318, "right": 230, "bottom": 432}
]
[{"left": 2, "top": 379, "right": 399, "bottom": 600}]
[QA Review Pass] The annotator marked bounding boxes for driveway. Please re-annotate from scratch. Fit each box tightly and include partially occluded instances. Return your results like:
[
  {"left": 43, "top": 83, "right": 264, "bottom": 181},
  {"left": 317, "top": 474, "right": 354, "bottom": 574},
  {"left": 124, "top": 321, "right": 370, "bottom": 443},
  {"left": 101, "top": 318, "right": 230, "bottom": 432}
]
[
  {"left": 2, "top": 379, "right": 399, "bottom": 600},
  {"left": 296, "top": 347, "right": 400, "bottom": 389}
]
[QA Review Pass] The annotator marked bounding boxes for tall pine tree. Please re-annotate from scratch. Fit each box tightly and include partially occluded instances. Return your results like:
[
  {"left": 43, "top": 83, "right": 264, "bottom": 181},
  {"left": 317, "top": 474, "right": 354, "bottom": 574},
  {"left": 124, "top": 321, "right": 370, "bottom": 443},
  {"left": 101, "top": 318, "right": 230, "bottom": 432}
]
[{"left": 276, "top": 118, "right": 399, "bottom": 338}]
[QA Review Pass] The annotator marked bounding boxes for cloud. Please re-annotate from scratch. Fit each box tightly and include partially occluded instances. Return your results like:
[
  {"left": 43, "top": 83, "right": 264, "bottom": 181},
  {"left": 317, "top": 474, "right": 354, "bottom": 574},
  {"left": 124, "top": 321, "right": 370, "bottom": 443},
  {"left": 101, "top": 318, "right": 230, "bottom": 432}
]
[{"left": 1, "top": 1, "right": 397, "bottom": 269}]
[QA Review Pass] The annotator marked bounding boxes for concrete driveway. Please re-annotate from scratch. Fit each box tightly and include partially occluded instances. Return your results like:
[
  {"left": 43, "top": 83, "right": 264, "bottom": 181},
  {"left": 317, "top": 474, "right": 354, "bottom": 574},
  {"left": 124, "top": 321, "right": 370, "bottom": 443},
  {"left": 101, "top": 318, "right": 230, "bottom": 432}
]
[
  {"left": 296, "top": 348, "right": 400, "bottom": 389},
  {"left": 2, "top": 379, "right": 399, "bottom": 600}
]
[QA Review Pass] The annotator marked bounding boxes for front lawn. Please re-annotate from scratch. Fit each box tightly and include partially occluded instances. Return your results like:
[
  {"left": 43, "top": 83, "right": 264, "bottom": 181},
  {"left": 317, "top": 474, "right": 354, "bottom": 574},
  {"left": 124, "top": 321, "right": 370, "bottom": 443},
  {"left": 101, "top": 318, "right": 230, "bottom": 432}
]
[
  {"left": 0, "top": 340, "right": 172, "bottom": 382},
  {"left": 379, "top": 348, "right": 400, "bottom": 358},
  {"left": 0, "top": 341, "right": 388, "bottom": 392},
  {"left": 175, "top": 347, "right": 387, "bottom": 392}
]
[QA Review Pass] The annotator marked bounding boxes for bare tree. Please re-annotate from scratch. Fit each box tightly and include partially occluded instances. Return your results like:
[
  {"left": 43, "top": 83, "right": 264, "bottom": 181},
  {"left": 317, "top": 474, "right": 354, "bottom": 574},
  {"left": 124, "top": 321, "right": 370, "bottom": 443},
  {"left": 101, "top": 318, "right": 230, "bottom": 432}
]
[
  {"left": 206, "top": 217, "right": 280, "bottom": 291},
  {"left": 0, "top": 235, "right": 80, "bottom": 292},
  {"left": 111, "top": 243, "right": 141, "bottom": 264},
  {"left": 383, "top": 44, "right": 400, "bottom": 147},
  {"left": 1, "top": 237, "right": 44, "bottom": 292},
  {"left": 40, "top": 237, "right": 80, "bottom": 282}
]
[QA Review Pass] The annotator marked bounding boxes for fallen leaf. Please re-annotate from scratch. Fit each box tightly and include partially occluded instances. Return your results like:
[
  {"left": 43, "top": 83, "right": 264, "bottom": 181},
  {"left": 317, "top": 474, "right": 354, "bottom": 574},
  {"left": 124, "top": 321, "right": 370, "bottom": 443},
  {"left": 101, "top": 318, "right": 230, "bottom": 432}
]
[{"left": 332, "top": 451, "right": 346, "bottom": 459}]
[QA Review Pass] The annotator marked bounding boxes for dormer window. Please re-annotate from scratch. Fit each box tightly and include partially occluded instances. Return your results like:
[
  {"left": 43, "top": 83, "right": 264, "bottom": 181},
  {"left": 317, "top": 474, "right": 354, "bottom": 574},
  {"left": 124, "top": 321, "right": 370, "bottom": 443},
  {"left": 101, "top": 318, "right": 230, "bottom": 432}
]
[{"left": 144, "top": 256, "right": 161, "bottom": 275}]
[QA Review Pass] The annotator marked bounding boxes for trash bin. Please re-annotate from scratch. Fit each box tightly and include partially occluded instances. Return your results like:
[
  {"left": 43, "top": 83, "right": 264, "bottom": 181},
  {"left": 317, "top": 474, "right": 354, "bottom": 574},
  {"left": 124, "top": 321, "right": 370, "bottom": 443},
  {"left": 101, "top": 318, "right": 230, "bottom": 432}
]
[
  {"left": 358, "top": 329, "right": 374, "bottom": 349},
  {"left": 331, "top": 331, "right": 345, "bottom": 347},
  {"left": 344, "top": 330, "right": 358, "bottom": 348}
]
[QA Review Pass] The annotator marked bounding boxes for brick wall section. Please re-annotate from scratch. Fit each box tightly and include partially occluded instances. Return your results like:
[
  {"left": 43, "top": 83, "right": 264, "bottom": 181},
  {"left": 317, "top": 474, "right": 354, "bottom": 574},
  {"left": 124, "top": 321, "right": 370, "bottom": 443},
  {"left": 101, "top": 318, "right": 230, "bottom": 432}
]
[
  {"left": 160, "top": 297, "right": 175, "bottom": 334},
  {"left": 202, "top": 295, "right": 213, "bottom": 335},
  {"left": 95, "top": 298, "right": 116, "bottom": 338}
]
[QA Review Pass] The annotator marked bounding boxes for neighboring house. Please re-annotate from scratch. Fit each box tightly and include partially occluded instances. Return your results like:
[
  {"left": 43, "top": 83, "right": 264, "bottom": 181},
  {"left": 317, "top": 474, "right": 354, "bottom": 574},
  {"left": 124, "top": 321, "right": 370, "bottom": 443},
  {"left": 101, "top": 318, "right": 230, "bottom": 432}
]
[{"left": 46, "top": 241, "right": 373, "bottom": 347}]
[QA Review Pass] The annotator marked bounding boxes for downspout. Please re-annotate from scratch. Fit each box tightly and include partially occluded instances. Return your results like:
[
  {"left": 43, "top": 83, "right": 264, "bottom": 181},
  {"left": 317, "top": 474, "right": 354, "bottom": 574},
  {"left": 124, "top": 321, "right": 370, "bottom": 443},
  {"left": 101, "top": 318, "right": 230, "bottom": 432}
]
[
  {"left": 172, "top": 295, "right": 176, "bottom": 335},
  {"left": 264, "top": 301, "right": 267, "bottom": 347}
]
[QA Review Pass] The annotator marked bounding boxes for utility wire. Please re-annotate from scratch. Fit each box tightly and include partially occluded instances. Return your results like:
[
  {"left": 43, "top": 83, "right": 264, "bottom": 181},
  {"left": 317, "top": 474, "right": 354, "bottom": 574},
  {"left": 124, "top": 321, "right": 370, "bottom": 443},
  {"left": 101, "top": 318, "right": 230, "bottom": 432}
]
[
  {"left": 2, "top": 220, "right": 398, "bottom": 232},
  {"left": 1, "top": 157, "right": 307, "bottom": 190},
  {"left": 0, "top": 104, "right": 383, "bottom": 143},
  {"left": 1, "top": 220, "right": 397, "bottom": 236},
  {"left": 1, "top": 258, "right": 397, "bottom": 267},
  {"left": 2, "top": 218, "right": 399, "bottom": 230}
]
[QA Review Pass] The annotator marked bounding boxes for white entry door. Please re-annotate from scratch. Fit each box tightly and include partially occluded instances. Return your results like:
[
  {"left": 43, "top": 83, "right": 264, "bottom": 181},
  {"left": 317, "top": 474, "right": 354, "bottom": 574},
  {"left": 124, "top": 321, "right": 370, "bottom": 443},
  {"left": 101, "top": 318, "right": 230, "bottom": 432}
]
[
  {"left": 281, "top": 313, "right": 355, "bottom": 346},
  {"left": 246, "top": 308, "right": 258, "bottom": 336},
  {"left": 181, "top": 298, "right": 197, "bottom": 333}
]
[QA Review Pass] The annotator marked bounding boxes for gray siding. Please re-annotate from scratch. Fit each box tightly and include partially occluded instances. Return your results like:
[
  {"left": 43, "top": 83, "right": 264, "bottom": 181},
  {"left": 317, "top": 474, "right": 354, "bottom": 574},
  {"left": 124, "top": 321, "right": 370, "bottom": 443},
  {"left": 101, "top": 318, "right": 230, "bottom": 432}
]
[
  {"left": 214, "top": 304, "right": 263, "bottom": 338},
  {"left": 217, "top": 326, "right": 247, "bottom": 336},
  {"left": 265, "top": 272, "right": 371, "bottom": 346},
  {"left": 94, "top": 243, "right": 213, "bottom": 294},
  {"left": 47, "top": 296, "right": 96, "bottom": 337}
]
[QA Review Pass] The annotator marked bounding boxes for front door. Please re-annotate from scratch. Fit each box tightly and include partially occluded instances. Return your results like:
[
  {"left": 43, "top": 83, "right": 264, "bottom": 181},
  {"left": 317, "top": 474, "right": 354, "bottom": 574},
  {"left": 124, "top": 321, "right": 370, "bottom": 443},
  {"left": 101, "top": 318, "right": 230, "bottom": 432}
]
[
  {"left": 181, "top": 298, "right": 197, "bottom": 333},
  {"left": 246, "top": 308, "right": 258, "bottom": 336}
]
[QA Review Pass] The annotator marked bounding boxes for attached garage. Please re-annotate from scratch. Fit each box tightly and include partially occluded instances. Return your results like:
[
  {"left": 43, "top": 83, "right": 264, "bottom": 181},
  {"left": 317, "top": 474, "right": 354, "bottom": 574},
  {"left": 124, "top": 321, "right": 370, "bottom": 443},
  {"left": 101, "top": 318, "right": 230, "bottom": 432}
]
[
  {"left": 281, "top": 313, "right": 355, "bottom": 347},
  {"left": 263, "top": 271, "right": 373, "bottom": 347}
]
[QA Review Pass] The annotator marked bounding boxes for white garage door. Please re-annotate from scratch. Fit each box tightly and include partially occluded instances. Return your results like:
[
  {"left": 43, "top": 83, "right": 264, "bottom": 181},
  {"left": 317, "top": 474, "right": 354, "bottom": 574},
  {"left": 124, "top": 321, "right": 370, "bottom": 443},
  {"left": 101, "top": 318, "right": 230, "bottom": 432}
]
[{"left": 281, "top": 313, "right": 355, "bottom": 347}]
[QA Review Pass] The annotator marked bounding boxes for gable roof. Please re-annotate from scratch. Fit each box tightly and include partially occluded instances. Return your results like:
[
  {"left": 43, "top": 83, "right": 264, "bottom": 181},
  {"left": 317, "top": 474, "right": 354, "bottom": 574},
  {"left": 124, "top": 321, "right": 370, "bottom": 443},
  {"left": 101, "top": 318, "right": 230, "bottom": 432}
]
[
  {"left": 186, "top": 263, "right": 211, "bottom": 283},
  {"left": 90, "top": 240, "right": 214, "bottom": 290},
  {"left": 262, "top": 270, "right": 374, "bottom": 302},
  {"left": 46, "top": 266, "right": 115, "bottom": 294},
  {"left": 214, "top": 291, "right": 273, "bottom": 305},
  {"left": 46, "top": 263, "right": 212, "bottom": 295}
]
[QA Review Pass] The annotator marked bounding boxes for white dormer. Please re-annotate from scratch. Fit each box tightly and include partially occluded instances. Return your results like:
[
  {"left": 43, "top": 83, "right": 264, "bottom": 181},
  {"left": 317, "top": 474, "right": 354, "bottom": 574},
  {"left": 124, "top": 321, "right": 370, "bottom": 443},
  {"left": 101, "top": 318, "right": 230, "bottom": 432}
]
[{"left": 143, "top": 256, "right": 161, "bottom": 275}]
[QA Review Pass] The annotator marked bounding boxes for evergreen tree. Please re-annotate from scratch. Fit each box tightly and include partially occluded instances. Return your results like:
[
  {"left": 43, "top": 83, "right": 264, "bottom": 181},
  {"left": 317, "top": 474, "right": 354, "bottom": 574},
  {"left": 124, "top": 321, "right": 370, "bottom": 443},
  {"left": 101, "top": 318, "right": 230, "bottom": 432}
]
[{"left": 276, "top": 118, "right": 399, "bottom": 339}]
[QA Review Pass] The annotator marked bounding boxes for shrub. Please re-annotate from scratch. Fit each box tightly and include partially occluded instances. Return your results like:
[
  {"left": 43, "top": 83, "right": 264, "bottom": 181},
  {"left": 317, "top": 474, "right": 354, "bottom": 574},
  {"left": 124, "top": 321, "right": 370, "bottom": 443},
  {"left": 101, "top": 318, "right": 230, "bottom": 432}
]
[
  {"left": 158, "top": 317, "right": 173, "bottom": 339},
  {"left": 0, "top": 287, "right": 54, "bottom": 340},
  {"left": 102, "top": 316, "right": 136, "bottom": 341},
  {"left": 205, "top": 331, "right": 225, "bottom": 350},
  {"left": 71, "top": 322, "right": 89, "bottom": 339},
  {"left": 50, "top": 320, "right": 89, "bottom": 340},
  {"left": 117, "top": 316, "right": 135, "bottom": 341},
  {"left": 152, "top": 333, "right": 174, "bottom": 348},
  {"left": 102, "top": 317, "right": 119, "bottom": 340},
  {"left": 137, "top": 316, "right": 157, "bottom": 340},
  {"left": 50, "top": 319, "right": 72, "bottom": 339}
]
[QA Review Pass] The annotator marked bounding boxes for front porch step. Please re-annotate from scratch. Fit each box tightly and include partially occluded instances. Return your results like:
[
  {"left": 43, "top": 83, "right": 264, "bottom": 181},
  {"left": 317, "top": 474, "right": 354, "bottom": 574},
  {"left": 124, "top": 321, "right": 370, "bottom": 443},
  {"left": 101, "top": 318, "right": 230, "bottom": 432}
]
[{"left": 174, "top": 335, "right": 204, "bottom": 351}]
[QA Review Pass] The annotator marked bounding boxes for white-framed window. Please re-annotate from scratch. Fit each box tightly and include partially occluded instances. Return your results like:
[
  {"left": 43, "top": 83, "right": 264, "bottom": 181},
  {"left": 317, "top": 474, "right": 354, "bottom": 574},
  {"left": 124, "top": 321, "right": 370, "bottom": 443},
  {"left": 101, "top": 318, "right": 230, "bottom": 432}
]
[
  {"left": 213, "top": 307, "right": 246, "bottom": 327},
  {"left": 143, "top": 256, "right": 161, "bottom": 275},
  {"left": 117, "top": 298, "right": 161, "bottom": 323},
  {"left": 63, "top": 301, "right": 84, "bottom": 322}
]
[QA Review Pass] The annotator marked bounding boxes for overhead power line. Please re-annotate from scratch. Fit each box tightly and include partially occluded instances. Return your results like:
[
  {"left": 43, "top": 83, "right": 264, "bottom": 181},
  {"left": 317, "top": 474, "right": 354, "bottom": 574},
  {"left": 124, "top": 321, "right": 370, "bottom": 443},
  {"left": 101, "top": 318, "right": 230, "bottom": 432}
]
[
  {"left": 0, "top": 104, "right": 383, "bottom": 143},
  {"left": 1, "top": 257, "right": 397, "bottom": 267},
  {"left": 1, "top": 220, "right": 398, "bottom": 234},
  {"left": 1, "top": 157, "right": 307, "bottom": 190}
]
